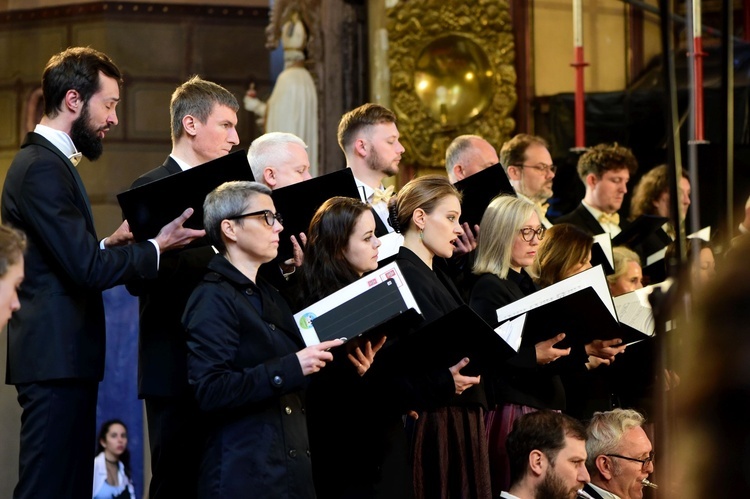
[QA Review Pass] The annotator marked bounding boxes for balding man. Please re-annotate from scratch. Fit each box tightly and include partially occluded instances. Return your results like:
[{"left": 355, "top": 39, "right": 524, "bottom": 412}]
[{"left": 445, "top": 134, "right": 499, "bottom": 183}]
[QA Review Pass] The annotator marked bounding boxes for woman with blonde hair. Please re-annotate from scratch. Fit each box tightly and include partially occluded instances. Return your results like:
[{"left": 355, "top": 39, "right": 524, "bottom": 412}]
[{"left": 607, "top": 246, "right": 643, "bottom": 296}]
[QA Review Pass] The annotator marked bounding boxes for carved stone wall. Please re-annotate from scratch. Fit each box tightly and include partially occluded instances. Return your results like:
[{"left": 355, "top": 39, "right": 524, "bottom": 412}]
[{"left": 387, "top": 0, "right": 517, "bottom": 171}]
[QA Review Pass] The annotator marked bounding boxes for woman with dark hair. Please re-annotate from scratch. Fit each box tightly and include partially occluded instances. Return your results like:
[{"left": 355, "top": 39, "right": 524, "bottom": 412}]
[
  {"left": 93, "top": 419, "right": 135, "bottom": 499},
  {"left": 388, "top": 175, "right": 488, "bottom": 499}
]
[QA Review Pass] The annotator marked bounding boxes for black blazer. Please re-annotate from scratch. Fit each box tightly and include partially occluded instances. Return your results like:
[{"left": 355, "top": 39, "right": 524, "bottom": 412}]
[
  {"left": 554, "top": 203, "right": 608, "bottom": 235},
  {"left": 126, "top": 157, "right": 216, "bottom": 398},
  {"left": 582, "top": 483, "right": 606, "bottom": 499},
  {"left": 183, "top": 255, "right": 313, "bottom": 498},
  {"left": 1, "top": 132, "right": 158, "bottom": 384}
]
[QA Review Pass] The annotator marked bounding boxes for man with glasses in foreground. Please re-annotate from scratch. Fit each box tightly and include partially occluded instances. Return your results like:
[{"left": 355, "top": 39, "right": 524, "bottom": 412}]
[
  {"left": 500, "top": 134, "right": 557, "bottom": 228},
  {"left": 583, "top": 408, "right": 655, "bottom": 499},
  {"left": 555, "top": 143, "right": 638, "bottom": 237}
]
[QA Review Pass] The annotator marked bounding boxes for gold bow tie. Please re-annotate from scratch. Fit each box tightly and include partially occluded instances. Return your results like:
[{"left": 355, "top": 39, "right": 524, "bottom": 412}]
[
  {"left": 371, "top": 185, "right": 395, "bottom": 205},
  {"left": 537, "top": 202, "right": 550, "bottom": 215},
  {"left": 598, "top": 212, "right": 620, "bottom": 226},
  {"left": 68, "top": 152, "right": 82, "bottom": 167}
]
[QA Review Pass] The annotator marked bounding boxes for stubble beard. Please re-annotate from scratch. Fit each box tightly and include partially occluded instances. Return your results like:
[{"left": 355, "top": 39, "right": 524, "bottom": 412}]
[
  {"left": 536, "top": 467, "right": 578, "bottom": 499},
  {"left": 367, "top": 147, "right": 398, "bottom": 178}
]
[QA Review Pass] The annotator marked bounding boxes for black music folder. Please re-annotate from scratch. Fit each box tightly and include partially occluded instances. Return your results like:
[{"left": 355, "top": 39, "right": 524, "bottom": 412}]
[
  {"left": 612, "top": 215, "right": 668, "bottom": 248},
  {"left": 272, "top": 168, "right": 360, "bottom": 261},
  {"left": 454, "top": 163, "right": 516, "bottom": 228},
  {"left": 312, "top": 278, "right": 420, "bottom": 344},
  {"left": 590, "top": 233, "right": 615, "bottom": 275},
  {"left": 117, "top": 150, "right": 254, "bottom": 242},
  {"left": 495, "top": 266, "right": 652, "bottom": 350},
  {"left": 381, "top": 305, "right": 517, "bottom": 377}
]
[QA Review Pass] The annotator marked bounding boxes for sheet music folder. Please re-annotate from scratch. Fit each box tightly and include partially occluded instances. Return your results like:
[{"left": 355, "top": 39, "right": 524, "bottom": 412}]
[
  {"left": 612, "top": 215, "right": 668, "bottom": 248},
  {"left": 271, "top": 168, "right": 360, "bottom": 261},
  {"left": 311, "top": 278, "right": 420, "bottom": 344},
  {"left": 380, "top": 305, "right": 517, "bottom": 377},
  {"left": 454, "top": 164, "right": 516, "bottom": 228},
  {"left": 117, "top": 150, "right": 254, "bottom": 242},
  {"left": 495, "top": 266, "right": 652, "bottom": 350}
]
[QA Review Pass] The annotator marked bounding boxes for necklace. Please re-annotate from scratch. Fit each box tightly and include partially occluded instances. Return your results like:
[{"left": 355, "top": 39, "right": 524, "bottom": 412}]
[{"left": 105, "top": 459, "right": 119, "bottom": 485}]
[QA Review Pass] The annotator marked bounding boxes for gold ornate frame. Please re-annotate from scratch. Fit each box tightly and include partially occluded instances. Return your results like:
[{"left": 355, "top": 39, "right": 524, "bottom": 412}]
[{"left": 387, "top": 0, "right": 517, "bottom": 169}]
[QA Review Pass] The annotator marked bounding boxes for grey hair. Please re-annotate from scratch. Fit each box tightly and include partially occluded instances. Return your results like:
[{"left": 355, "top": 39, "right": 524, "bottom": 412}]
[
  {"left": 247, "top": 132, "right": 308, "bottom": 182},
  {"left": 203, "top": 181, "right": 272, "bottom": 254},
  {"left": 445, "top": 135, "right": 484, "bottom": 181},
  {"left": 473, "top": 195, "right": 536, "bottom": 279},
  {"left": 585, "top": 409, "right": 646, "bottom": 474}
]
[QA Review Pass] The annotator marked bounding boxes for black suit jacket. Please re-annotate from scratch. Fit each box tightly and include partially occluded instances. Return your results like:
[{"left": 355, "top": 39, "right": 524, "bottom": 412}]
[
  {"left": 554, "top": 203, "right": 608, "bottom": 235},
  {"left": 127, "top": 157, "right": 216, "bottom": 398},
  {"left": 582, "top": 483, "right": 606, "bottom": 499},
  {"left": 1, "top": 132, "right": 158, "bottom": 384}
]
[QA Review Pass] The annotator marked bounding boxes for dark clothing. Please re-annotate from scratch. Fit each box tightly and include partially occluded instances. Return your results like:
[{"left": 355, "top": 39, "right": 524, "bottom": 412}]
[
  {"left": 582, "top": 483, "right": 606, "bottom": 499},
  {"left": 2, "top": 132, "right": 158, "bottom": 498},
  {"left": 127, "top": 156, "right": 211, "bottom": 499},
  {"left": 183, "top": 255, "right": 313, "bottom": 499},
  {"left": 396, "top": 247, "right": 492, "bottom": 499},
  {"left": 554, "top": 203, "right": 609, "bottom": 235}
]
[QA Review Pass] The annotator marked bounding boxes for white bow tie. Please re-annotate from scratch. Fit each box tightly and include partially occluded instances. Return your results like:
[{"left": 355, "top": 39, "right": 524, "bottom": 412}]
[{"left": 68, "top": 152, "right": 82, "bottom": 167}]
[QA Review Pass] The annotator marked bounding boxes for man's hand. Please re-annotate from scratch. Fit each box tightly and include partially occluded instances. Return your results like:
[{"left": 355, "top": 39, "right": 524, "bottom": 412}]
[
  {"left": 585, "top": 338, "right": 626, "bottom": 362},
  {"left": 104, "top": 220, "right": 135, "bottom": 248},
  {"left": 449, "top": 357, "right": 481, "bottom": 395},
  {"left": 452, "top": 223, "right": 479, "bottom": 257},
  {"left": 535, "top": 333, "right": 571, "bottom": 365},
  {"left": 154, "top": 208, "right": 206, "bottom": 253}
]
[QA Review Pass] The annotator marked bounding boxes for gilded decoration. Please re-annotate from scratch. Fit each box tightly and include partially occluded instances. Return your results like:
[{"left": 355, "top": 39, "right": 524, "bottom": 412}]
[{"left": 387, "top": 0, "right": 517, "bottom": 168}]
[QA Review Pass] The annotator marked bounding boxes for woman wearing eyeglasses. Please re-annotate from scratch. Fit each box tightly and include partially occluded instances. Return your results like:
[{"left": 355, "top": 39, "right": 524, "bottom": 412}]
[
  {"left": 182, "top": 181, "right": 343, "bottom": 499},
  {"left": 468, "top": 195, "right": 574, "bottom": 497}
]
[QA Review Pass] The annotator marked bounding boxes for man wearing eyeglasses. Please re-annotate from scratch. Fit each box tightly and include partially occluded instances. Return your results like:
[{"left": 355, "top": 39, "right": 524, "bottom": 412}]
[
  {"left": 555, "top": 143, "right": 638, "bottom": 237},
  {"left": 127, "top": 76, "right": 240, "bottom": 499},
  {"left": 583, "top": 409, "right": 655, "bottom": 499},
  {"left": 502, "top": 410, "right": 590, "bottom": 499},
  {"left": 500, "top": 134, "right": 556, "bottom": 228}
]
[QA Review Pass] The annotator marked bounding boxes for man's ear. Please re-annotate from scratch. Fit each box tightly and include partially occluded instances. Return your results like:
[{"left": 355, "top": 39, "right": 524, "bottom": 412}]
[
  {"left": 353, "top": 138, "right": 368, "bottom": 158},
  {"left": 221, "top": 219, "right": 237, "bottom": 244},
  {"left": 452, "top": 164, "right": 465, "bottom": 182},
  {"left": 595, "top": 455, "right": 613, "bottom": 480},
  {"left": 585, "top": 173, "right": 599, "bottom": 190},
  {"left": 64, "top": 89, "right": 82, "bottom": 114},
  {"left": 182, "top": 115, "right": 198, "bottom": 137},
  {"left": 412, "top": 207, "right": 426, "bottom": 231},
  {"left": 529, "top": 449, "right": 546, "bottom": 477},
  {"left": 507, "top": 165, "right": 522, "bottom": 181},
  {"left": 263, "top": 167, "right": 277, "bottom": 188}
]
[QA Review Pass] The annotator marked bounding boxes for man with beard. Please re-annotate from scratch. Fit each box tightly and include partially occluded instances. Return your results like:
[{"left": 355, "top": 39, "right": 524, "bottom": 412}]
[
  {"left": 554, "top": 144, "right": 638, "bottom": 236},
  {"left": 338, "top": 103, "right": 405, "bottom": 237},
  {"left": 127, "top": 76, "right": 240, "bottom": 499},
  {"left": 503, "top": 411, "right": 590, "bottom": 499},
  {"left": 500, "top": 134, "right": 557, "bottom": 228},
  {"left": 583, "top": 409, "right": 655, "bottom": 499},
  {"left": 1, "top": 47, "right": 203, "bottom": 499}
]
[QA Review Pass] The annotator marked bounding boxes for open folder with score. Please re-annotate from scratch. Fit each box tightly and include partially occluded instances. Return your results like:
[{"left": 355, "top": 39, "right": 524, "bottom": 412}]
[
  {"left": 293, "top": 261, "right": 422, "bottom": 347},
  {"left": 494, "top": 265, "right": 656, "bottom": 351}
]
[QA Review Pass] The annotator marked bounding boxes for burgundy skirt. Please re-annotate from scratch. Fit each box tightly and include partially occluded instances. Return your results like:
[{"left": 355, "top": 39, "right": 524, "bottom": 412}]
[
  {"left": 411, "top": 406, "right": 491, "bottom": 499},
  {"left": 485, "top": 404, "right": 539, "bottom": 496}
]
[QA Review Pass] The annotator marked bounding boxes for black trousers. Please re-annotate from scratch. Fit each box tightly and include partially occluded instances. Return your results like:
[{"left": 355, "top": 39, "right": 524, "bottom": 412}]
[
  {"left": 14, "top": 379, "right": 98, "bottom": 499},
  {"left": 145, "top": 395, "right": 206, "bottom": 499}
]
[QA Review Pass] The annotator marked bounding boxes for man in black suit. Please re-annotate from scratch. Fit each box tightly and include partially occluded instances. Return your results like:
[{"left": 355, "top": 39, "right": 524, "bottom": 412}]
[
  {"left": 502, "top": 411, "right": 590, "bottom": 499},
  {"left": 247, "top": 131, "right": 312, "bottom": 189},
  {"left": 583, "top": 409, "right": 655, "bottom": 499},
  {"left": 1, "top": 47, "right": 203, "bottom": 499},
  {"left": 338, "top": 103, "right": 405, "bottom": 237},
  {"left": 555, "top": 143, "right": 638, "bottom": 237},
  {"left": 127, "top": 75, "right": 239, "bottom": 499}
]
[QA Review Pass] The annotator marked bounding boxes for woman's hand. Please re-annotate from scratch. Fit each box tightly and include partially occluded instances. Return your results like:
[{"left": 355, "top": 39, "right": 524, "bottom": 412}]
[
  {"left": 585, "top": 338, "right": 626, "bottom": 362},
  {"left": 535, "top": 333, "right": 571, "bottom": 365},
  {"left": 585, "top": 355, "right": 610, "bottom": 371},
  {"left": 296, "top": 339, "right": 343, "bottom": 375},
  {"left": 449, "top": 357, "right": 481, "bottom": 395},
  {"left": 347, "top": 335, "right": 387, "bottom": 376}
]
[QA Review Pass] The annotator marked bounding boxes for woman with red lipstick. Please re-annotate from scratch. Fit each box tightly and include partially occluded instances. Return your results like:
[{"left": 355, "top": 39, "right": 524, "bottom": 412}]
[
  {"left": 469, "top": 195, "right": 574, "bottom": 497},
  {"left": 389, "top": 175, "right": 490, "bottom": 499},
  {"left": 93, "top": 419, "right": 135, "bottom": 499}
]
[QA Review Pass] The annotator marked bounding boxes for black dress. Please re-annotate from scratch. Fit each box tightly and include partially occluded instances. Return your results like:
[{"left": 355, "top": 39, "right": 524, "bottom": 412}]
[{"left": 397, "top": 247, "right": 492, "bottom": 499}]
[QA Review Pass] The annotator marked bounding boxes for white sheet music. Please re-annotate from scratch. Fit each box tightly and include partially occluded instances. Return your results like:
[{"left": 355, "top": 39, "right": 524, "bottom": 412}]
[
  {"left": 613, "top": 288, "right": 655, "bottom": 338},
  {"left": 495, "top": 265, "right": 616, "bottom": 324},
  {"left": 293, "top": 261, "right": 420, "bottom": 346},
  {"left": 376, "top": 232, "right": 404, "bottom": 262},
  {"left": 495, "top": 314, "right": 526, "bottom": 352},
  {"left": 593, "top": 233, "right": 613, "bottom": 270}
]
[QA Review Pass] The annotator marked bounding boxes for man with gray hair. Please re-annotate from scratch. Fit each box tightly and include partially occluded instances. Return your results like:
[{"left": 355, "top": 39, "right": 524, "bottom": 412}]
[
  {"left": 445, "top": 134, "right": 499, "bottom": 184},
  {"left": 583, "top": 409, "right": 655, "bottom": 499},
  {"left": 247, "top": 131, "right": 312, "bottom": 189}
]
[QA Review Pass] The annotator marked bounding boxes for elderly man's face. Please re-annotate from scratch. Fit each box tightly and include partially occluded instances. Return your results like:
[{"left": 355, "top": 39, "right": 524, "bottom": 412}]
[
  {"left": 270, "top": 143, "right": 312, "bottom": 189},
  {"left": 606, "top": 427, "right": 654, "bottom": 499}
]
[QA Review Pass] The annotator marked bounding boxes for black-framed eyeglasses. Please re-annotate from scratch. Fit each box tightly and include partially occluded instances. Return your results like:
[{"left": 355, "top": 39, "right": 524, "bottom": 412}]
[
  {"left": 605, "top": 452, "right": 655, "bottom": 471},
  {"left": 519, "top": 226, "right": 546, "bottom": 242},
  {"left": 227, "top": 210, "right": 283, "bottom": 227},
  {"left": 511, "top": 163, "right": 557, "bottom": 174}
]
